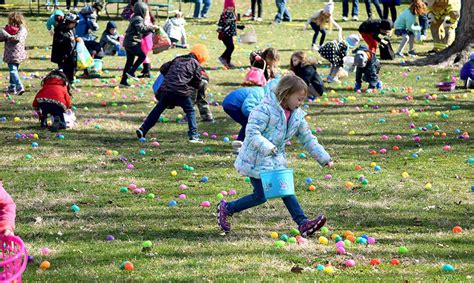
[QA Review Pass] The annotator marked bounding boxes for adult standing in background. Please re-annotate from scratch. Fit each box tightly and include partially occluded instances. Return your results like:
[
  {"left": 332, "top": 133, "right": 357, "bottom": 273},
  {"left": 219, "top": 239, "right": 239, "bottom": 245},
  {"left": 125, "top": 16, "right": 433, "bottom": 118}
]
[
  {"left": 364, "top": 0, "right": 383, "bottom": 19},
  {"left": 193, "top": 0, "right": 212, "bottom": 19},
  {"left": 381, "top": 0, "right": 400, "bottom": 22},
  {"left": 342, "top": 0, "right": 359, "bottom": 21}
]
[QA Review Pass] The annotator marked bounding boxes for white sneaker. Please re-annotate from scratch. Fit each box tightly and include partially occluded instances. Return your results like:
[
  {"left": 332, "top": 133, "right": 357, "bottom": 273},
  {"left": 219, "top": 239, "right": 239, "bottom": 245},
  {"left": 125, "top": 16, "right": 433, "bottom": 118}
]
[
  {"left": 352, "top": 16, "right": 359, "bottom": 21},
  {"left": 311, "top": 44, "right": 320, "bottom": 52},
  {"left": 231, "top": 141, "right": 243, "bottom": 154},
  {"left": 256, "top": 17, "right": 262, "bottom": 22},
  {"left": 342, "top": 17, "right": 348, "bottom": 21},
  {"left": 189, "top": 137, "right": 204, "bottom": 144}
]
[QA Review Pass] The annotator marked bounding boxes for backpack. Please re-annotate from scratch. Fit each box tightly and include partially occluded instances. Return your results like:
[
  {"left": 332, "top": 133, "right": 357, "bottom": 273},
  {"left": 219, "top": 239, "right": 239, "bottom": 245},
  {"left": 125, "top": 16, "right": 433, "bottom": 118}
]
[{"left": 379, "top": 38, "right": 395, "bottom": 60}]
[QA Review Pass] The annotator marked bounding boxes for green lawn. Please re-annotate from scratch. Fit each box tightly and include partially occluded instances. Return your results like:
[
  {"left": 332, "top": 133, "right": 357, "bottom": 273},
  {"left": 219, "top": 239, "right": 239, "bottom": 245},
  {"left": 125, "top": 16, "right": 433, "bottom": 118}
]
[{"left": 0, "top": 0, "right": 473, "bottom": 281}]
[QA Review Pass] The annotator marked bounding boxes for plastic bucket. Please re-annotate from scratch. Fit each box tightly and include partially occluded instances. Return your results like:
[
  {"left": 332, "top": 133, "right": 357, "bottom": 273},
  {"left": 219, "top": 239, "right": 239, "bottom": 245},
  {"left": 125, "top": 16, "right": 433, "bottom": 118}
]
[
  {"left": 153, "top": 74, "right": 165, "bottom": 94},
  {"left": 91, "top": 59, "right": 103, "bottom": 73},
  {"left": 261, "top": 169, "right": 295, "bottom": 199}
]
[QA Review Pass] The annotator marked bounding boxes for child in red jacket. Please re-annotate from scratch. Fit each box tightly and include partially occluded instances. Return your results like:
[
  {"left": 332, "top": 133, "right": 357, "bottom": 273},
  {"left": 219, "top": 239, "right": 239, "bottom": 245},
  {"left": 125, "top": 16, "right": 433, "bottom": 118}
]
[
  {"left": 33, "top": 69, "right": 72, "bottom": 132},
  {"left": 0, "top": 181, "right": 16, "bottom": 236}
]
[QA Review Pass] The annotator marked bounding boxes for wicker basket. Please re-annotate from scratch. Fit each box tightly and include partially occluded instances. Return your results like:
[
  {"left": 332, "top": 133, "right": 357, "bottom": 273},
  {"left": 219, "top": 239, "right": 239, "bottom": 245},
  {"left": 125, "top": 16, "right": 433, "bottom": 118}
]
[{"left": 240, "top": 26, "right": 257, "bottom": 44}]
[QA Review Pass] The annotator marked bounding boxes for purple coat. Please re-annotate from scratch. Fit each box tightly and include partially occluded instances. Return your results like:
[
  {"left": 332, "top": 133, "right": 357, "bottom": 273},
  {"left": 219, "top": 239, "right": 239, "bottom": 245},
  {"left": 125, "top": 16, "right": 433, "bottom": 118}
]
[
  {"left": 460, "top": 61, "right": 474, "bottom": 81},
  {"left": 2, "top": 27, "right": 27, "bottom": 64}
]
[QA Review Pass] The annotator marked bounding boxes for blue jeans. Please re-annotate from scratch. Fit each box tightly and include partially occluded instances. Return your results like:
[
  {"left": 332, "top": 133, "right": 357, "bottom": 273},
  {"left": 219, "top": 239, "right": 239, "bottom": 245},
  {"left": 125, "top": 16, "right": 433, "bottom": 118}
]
[
  {"left": 275, "top": 0, "right": 291, "bottom": 22},
  {"left": 226, "top": 177, "right": 308, "bottom": 226},
  {"left": 364, "top": 0, "right": 383, "bottom": 18},
  {"left": 343, "top": 0, "right": 359, "bottom": 17},
  {"left": 141, "top": 92, "right": 199, "bottom": 139},
  {"left": 222, "top": 105, "right": 248, "bottom": 141},
  {"left": 310, "top": 22, "right": 326, "bottom": 46},
  {"left": 419, "top": 15, "right": 428, "bottom": 35},
  {"left": 8, "top": 63, "right": 23, "bottom": 91},
  {"left": 193, "top": 0, "right": 212, "bottom": 18}
]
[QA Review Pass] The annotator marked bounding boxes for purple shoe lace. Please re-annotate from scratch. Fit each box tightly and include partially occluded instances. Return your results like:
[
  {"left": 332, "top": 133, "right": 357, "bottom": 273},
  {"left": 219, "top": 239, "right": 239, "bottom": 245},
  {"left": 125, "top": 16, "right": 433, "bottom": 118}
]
[
  {"left": 299, "top": 215, "right": 326, "bottom": 238},
  {"left": 217, "top": 200, "right": 231, "bottom": 232}
]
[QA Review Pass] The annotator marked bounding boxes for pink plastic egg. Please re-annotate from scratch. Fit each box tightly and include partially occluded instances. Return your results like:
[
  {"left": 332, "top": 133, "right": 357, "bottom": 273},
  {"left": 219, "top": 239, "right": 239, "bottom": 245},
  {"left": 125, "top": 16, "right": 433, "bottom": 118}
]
[
  {"left": 368, "top": 237, "right": 376, "bottom": 245},
  {"left": 413, "top": 136, "right": 421, "bottom": 142},
  {"left": 381, "top": 135, "right": 388, "bottom": 140},
  {"left": 151, "top": 141, "right": 160, "bottom": 147},
  {"left": 221, "top": 191, "right": 228, "bottom": 196},
  {"left": 41, "top": 247, "right": 50, "bottom": 256},
  {"left": 128, "top": 184, "right": 137, "bottom": 190},
  {"left": 336, "top": 247, "right": 346, "bottom": 255},
  {"left": 335, "top": 241, "right": 345, "bottom": 248},
  {"left": 379, "top": 148, "right": 387, "bottom": 154},
  {"left": 179, "top": 194, "right": 186, "bottom": 200},
  {"left": 345, "top": 259, "right": 356, "bottom": 267},
  {"left": 395, "top": 135, "right": 402, "bottom": 140},
  {"left": 179, "top": 184, "right": 188, "bottom": 190},
  {"left": 409, "top": 123, "right": 415, "bottom": 129},
  {"left": 202, "top": 132, "right": 209, "bottom": 137},
  {"left": 127, "top": 164, "right": 134, "bottom": 170},
  {"left": 443, "top": 145, "right": 451, "bottom": 151},
  {"left": 324, "top": 174, "right": 332, "bottom": 180},
  {"left": 200, "top": 201, "right": 210, "bottom": 207},
  {"left": 228, "top": 189, "right": 236, "bottom": 195}
]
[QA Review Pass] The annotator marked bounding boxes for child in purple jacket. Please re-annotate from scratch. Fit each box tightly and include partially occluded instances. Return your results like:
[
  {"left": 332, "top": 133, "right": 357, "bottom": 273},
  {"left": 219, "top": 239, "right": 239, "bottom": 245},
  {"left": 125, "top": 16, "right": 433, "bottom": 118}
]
[{"left": 460, "top": 53, "right": 474, "bottom": 89}]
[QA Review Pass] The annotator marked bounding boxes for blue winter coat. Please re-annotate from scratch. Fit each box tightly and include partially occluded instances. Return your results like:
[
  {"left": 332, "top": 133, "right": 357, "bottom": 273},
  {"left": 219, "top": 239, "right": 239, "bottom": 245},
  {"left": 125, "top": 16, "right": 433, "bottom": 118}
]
[
  {"left": 234, "top": 90, "right": 331, "bottom": 179},
  {"left": 222, "top": 87, "right": 264, "bottom": 113}
]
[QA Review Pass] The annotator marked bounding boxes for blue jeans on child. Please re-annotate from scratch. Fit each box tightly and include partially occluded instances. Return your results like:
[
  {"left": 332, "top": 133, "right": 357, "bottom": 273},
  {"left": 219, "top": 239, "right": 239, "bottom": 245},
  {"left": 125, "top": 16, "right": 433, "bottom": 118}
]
[
  {"left": 343, "top": 0, "right": 359, "bottom": 17},
  {"left": 141, "top": 92, "right": 199, "bottom": 139},
  {"left": 222, "top": 105, "right": 248, "bottom": 141},
  {"left": 193, "top": 0, "right": 212, "bottom": 18},
  {"left": 226, "top": 177, "right": 308, "bottom": 226},
  {"left": 310, "top": 22, "right": 326, "bottom": 46},
  {"left": 8, "top": 63, "right": 23, "bottom": 92},
  {"left": 275, "top": 0, "right": 291, "bottom": 22}
]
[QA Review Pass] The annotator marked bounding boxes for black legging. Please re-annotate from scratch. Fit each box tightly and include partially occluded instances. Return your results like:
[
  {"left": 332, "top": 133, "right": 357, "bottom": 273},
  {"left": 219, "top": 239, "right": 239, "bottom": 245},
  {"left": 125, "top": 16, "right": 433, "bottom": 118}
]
[
  {"left": 310, "top": 22, "right": 326, "bottom": 46},
  {"left": 382, "top": 4, "right": 397, "bottom": 22},
  {"left": 251, "top": 0, "right": 262, "bottom": 18},
  {"left": 122, "top": 44, "right": 146, "bottom": 81},
  {"left": 221, "top": 36, "right": 234, "bottom": 64},
  {"left": 58, "top": 57, "right": 76, "bottom": 83},
  {"left": 39, "top": 102, "right": 66, "bottom": 127}
]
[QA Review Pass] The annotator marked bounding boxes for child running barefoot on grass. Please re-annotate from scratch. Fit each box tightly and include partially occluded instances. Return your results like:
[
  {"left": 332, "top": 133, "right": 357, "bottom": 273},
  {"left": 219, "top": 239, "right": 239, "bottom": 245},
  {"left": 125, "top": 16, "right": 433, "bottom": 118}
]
[
  {"left": 0, "top": 181, "right": 16, "bottom": 236},
  {"left": 217, "top": 75, "right": 333, "bottom": 236}
]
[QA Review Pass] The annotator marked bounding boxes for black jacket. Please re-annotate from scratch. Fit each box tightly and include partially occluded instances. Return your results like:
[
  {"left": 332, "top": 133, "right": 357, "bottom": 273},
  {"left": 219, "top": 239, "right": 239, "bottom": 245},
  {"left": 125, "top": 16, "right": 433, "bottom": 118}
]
[
  {"left": 51, "top": 23, "right": 76, "bottom": 64},
  {"left": 293, "top": 64, "right": 324, "bottom": 96},
  {"left": 159, "top": 54, "right": 204, "bottom": 97},
  {"left": 123, "top": 2, "right": 155, "bottom": 49},
  {"left": 358, "top": 19, "right": 386, "bottom": 42}
]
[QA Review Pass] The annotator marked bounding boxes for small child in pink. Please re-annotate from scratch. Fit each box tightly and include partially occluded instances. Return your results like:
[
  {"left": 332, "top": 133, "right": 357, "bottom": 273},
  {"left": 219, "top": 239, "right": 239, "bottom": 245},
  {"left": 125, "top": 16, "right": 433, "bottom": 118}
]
[{"left": 0, "top": 181, "right": 16, "bottom": 236}]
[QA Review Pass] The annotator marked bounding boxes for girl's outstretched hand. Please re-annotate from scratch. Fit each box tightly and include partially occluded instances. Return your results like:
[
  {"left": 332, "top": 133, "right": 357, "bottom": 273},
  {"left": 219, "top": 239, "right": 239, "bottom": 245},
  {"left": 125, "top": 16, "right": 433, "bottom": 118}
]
[{"left": 326, "top": 161, "right": 334, "bottom": 168}]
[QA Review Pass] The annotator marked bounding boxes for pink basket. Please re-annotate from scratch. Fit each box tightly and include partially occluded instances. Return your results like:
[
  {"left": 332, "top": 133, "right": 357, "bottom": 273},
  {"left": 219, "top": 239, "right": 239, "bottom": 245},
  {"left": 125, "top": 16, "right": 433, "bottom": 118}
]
[
  {"left": 437, "top": 82, "right": 456, "bottom": 91},
  {"left": 0, "top": 236, "right": 28, "bottom": 283}
]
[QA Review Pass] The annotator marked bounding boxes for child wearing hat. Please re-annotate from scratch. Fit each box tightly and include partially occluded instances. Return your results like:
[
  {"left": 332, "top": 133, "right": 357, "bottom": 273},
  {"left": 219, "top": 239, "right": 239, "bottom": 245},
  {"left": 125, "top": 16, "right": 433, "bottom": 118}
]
[
  {"left": 460, "top": 53, "right": 474, "bottom": 89},
  {"left": 51, "top": 13, "right": 78, "bottom": 84},
  {"left": 305, "top": 1, "right": 342, "bottom": 51},
  {"left": 136, "top": 44, "right": 210, "bottom": 143},
  {"left": 353, "top": 46, "right": 382, "bottom": 92},
  {"left": 358, "top": 18, "right": 393, "bottom": 53},
  {"left": 319, "top": 34, "right": 360, "bottom": 82},
  {"left": 163, "top": 11, "right": 188, "bottom": 48},
  {"left": 217, "top": 0, "right": 244, "bottom": 68},
  {"left": 100, "top": 21, "right": 121, "bottom": 55},
  {"left": 46, "top": 9, "right": 64, "bottom": 36}
]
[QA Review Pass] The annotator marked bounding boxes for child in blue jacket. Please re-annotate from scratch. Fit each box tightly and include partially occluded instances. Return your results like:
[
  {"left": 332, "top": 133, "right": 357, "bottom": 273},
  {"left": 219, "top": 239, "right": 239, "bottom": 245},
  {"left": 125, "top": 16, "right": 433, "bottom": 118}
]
[
  {"left": 460, "top": 53, "right": 474, "bottom": 89},
  {"left": 353, "top": 46, "right": 382, "bottom": 92},
  {"left": 217, "top": 75, "right": 333, "bottom": 237}
]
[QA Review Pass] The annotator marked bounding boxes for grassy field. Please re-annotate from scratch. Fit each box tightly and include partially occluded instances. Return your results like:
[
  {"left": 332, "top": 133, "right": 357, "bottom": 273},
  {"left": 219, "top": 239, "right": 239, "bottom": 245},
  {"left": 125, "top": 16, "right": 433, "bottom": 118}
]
[{"left": 0, "top": 0, "right": 473, "bottom": 281}]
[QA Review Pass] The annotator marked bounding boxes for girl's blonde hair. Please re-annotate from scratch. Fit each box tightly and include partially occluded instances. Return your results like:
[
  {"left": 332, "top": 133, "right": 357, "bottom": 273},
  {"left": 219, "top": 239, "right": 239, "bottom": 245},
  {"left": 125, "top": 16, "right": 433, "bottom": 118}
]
[
  {"left": 275, "top": 75, "right": 308, "bottom": 103},
  {"left": 8, "top": 12, "right": 25, "bottom": 27},
  {"left": 290, "top": 51, "right": 318, "bottom": 70},
  {"left": 410, "top": 0, "right": 427, "bottom": 16},
  {"left": 315, "top": 10, "right": 332, "bottom": 29}
]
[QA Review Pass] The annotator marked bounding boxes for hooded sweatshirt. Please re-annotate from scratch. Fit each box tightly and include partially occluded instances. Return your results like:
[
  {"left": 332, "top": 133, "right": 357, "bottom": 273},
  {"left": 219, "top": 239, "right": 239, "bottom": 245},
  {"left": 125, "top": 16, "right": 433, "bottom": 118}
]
[
  {"left": 123, "top": 2, "right": 155, "bottom": 49},
  {"left": 163, "top": 17, "right": 186, "bottom": 43},
  {"left": 46, "top": 9, "right": 64, "bottom": 31},
  {"left": 100, "top": 21, "right": 120, "bottom": 49}
]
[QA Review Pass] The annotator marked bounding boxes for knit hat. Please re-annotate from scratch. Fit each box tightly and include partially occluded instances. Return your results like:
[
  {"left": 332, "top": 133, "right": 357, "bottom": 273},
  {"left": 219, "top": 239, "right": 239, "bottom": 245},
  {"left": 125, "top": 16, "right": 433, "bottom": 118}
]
[
  {"left": 65, "top": 13, "right": 78, "bottom": 23},
  {"left": 323, "top": 1, "right": 334, "bottom": 14},
  {"left": 224, "top": 0, "right": 235, "bottom": 10},
  {"left": 191, "top": 44, "right": 209, "bottom": 64},
  {"left": 354, "top": 50, "right": 368, "bottom": 68},
  {"left": 470, "top": 52, "right": 474, "bottom": 60},
  {"left": 380, "top": 19, "right": 393, "bottom": 31},
  {"left": 346, "top": 34, "right": 360, "bottom": 48},
  {"left": 106, "top": 21, "right": 117, "bottom": 31},
  {"left": 92, "top": 0, "right": 103, "bottom": 12}
]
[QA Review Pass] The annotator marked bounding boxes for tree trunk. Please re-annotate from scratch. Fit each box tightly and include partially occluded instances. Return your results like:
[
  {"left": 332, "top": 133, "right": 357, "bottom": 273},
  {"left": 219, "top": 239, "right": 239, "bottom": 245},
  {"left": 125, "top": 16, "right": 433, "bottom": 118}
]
[{"left": 411, "top": 0, "right": 473, "bottom": 67}]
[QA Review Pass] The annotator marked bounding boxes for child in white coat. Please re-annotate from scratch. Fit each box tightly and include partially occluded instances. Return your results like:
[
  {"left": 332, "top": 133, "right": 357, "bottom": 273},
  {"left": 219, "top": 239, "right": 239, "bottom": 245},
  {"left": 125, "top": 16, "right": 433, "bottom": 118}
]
[{"left": 164, "top": 11, "right": 187, "bottom": 48}]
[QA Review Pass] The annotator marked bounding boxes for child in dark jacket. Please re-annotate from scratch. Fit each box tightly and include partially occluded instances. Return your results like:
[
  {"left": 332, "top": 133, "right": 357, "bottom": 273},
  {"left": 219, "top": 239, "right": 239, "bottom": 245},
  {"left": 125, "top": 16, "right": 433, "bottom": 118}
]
[
  {"left": 120, "top": 2, "right": 158, "bottom": 86},
  {"left": 217, "top": 0, "right": 244, "bottom": 69},
  {"left": 358, "top": 19, "right": 393, "bottom": 53},
  {"left": 460, "top": 53, "right": 474, "bottom": 89},
  {"left": 100, "top": 21, "right": 121, "bottom": 55},
  {"left": 33, "top": 69, "right": 72, "bottom": 132},
  {"left": 51, "top": 13, "right": 78, "bottom": 84},
  {"left": 289, "top": 51, "right": 324, "bottom": 97},
  {"left": 136, "top": 44, "right": 209, "bottom": 143},
  {"left": 353, "top": 45, "right": 382, "bottom": 92}
]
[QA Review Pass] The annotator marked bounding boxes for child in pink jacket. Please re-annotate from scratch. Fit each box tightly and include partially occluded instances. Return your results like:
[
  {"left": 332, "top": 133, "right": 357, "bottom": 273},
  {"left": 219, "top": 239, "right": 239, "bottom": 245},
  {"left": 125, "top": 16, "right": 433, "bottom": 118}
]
[{"left": 0, "top": 181, "right": 16, "bottom": 236}]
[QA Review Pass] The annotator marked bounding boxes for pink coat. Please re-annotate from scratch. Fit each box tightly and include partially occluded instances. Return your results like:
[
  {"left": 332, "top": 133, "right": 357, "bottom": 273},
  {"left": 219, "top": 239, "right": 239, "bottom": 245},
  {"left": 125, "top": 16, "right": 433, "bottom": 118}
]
[{"left": 0, "top": 181, "right": 16, "bottom": 233}]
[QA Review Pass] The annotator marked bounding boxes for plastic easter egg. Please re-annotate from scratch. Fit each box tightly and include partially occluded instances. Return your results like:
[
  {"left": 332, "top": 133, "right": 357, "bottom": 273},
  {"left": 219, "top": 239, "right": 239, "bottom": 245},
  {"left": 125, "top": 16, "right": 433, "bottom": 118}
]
[
  {"left": 138, "top": 137, "right": 146, "bottom": 142},
  {"left": 452, "top": 226, "right": 463, "bottom": 233},
  {"left": 122, "top": 261, "right": 134, "bottom": 271},
  {"left": 370, "top": 258, "right": 381, "bottom": 266},
  {"left": 298, "top": 153, "right": 306, "bottom": 158},
  {"left": 223, "top": 137, "right": 230, "bottom": 142},
  {"left": 399, "top": 246, "right": 408, "bottom": 254},
  {"left": 275, "top": 240, "right": 285, "bottom": 248},
  {"left": 200, "top": 201, "right": 211, "bottom": 207},
  {"left": 335, "top": 241, "right": 345, "bottom": 248},
  {"left": 324, "top": 174, "right": 332, "bottom": 180},
  {"left": 280, "top": 234, "right": 289, "bottom": 242},
  {"left": 442, "top": 264, "right": 455, "bottom": 272},
  {"left": 379, "top": 148, "right": 387, "bottom": 154},
  {"left": 168, "top": 200, "right": 177, "bottom": 207},
  {"left": 32, "top": 142, "right": 39, "bottom": 148},
  {"left": 271, "top": 232, "right": 279, "bottom": 239},
  {"left": 390, "top": 259, "right": 400, "bottom": 265},
  {"left": 395, "top": 135, "right": 402, "bottom": 140},
  {"left": 425, "top": 183, "right": 432, "bottom": 189},
  {"left": 392, "top": 146, "right": 399, "bottom": 151},
  {"left": 308, "top": 185, "right": 316, "bottom": 191},
  {"left": 170, "top": 170, "right": 177, "bottom": 177},
  {"left": 139, "top": 149, "right": 146, "bottom": 155},
  {"left": 216, "top": 193, "right": 224, "bottom": 200},
  {"left": 146, "top": 193, "right": 155, "bottom": 199},
  {"left": 14, "top": 117, "right": 21, "bottom": 122},
  {"left": 316, "top": 264, "right": 324, "bottom": 271},
  {"left": 402, "top": 172, "right": 409, "bottom": 178},
  {"left": 151, "top": 141, "right": 160, "bottom": 147},
  {"left": 323, "top": 266, "right": 335, "bottom": 273},
  {"left": 374, "top": 165, "right": 381, "bottom": 172},
  {"left": 71, "top": 204, "right": 80, "bottom": 212},
  {"left": 119, "top": 187, "right": 128, "bottom": 193},
  {"left": 288, "top": 237, "right": 297, "bottom": 244},
  {"left": 106, "top": 235, "right": 115, "bottom": 241},
  {"left": 344, "top": 239, "right": 351, "bottom": 247},
  {"left": 127, "top": 164, "right": 134, "bottom": 170},
  {"left": 355, "top": 165, "right": 363, "bottom": 171},
  {"left": 361, "top": 179, "right": 369, "bottom": 185},
  {"left": 305, "top": 177, "right": 313, "bottom": 184},
  {"left": 368, "top": 237, "right": 376, "bottom": 245},
  {"left": 142, "top": 241, "right": 152, "bottom": 248},
  {"left": 345, "top": 259, "right": 356, "bottom": 267},
  {"left": 345, "top": 181, "right": 354, "bottom": 189},
  {"left": 40, "top": 260, "right": 51, "bottom": 270},
  {"left": 289, "top": 228, "right": 300, "bottom": 236},
  {"left": 443, "top": 145, "right": 452, "bottom": 152},
  {"left": 228, "top": 189, "right": 236, "bottom": 195},
  {"left": 320, "top": 226, "right": 329, "bottom": 234},
  {"left": 179, "top": 194, "right": 186, "bottom": 200},
  {"left": 319, "top": 236, "right": 329, "bottom": 245},
  {"left": 41, "top": 247, "right": 51, "bottom": 256},
  {"left": 336, "top": 247, "right": 346, "bottom": 255},
  {"left": 200, "top": 176, "right": 209, "bottom": 182},
  {"left": 335, "top": 235, "right": 343, "bottom": 242}
]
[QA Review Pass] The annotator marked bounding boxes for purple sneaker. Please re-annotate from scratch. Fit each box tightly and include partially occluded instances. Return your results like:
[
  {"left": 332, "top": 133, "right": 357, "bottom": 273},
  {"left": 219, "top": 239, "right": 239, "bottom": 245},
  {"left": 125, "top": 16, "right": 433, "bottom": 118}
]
[
  {"left": 298, "top": 215, "right": 326, "bottom": 238},
  {"left": 217, "top": 199, "right": 231, "bottom": 232}
]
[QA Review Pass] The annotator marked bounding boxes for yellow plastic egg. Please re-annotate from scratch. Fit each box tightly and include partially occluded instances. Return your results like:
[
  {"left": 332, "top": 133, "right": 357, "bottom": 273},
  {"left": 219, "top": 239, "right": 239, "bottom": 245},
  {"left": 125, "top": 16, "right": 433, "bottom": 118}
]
[
  {"left": 271, "top": 232, "right": 278, "bottom": 239},
  {"left": 425, "top": 183, "right": 432, "bottom": 189},
  {"left": 170, "top": 170, "right": 178, "bottom": 177},
  {"left": 370, "top": 162, "right": 377, "bottom": 168},
  {"left": 319, "top": 236, "right": 329, "bottom": 245},
  {"left": 402, "top": 172, "right": 409, "bottom": 178}
]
